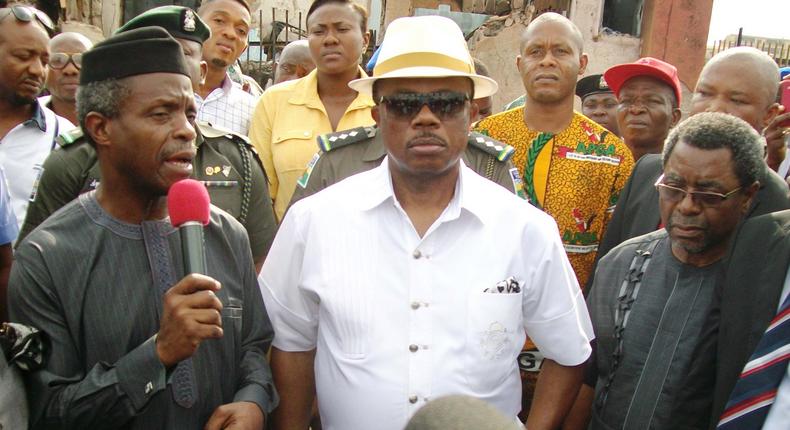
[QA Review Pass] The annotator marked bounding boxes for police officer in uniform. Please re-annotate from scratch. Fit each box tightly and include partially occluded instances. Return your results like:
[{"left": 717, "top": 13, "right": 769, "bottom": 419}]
[
  {"left": 18, "top": 6, "right": 276, "bottom": 271},
  {"left": 576, "top": 73, "right": 620, "bottom": 137},
  {"left": 291, "top": 126, "right": 524, "bottom": 205}
]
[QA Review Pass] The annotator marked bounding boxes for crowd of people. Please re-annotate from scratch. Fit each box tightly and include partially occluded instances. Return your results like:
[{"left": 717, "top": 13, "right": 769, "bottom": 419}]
[{"left": 0, "top": 0, "right": 788, "bottom": 429}]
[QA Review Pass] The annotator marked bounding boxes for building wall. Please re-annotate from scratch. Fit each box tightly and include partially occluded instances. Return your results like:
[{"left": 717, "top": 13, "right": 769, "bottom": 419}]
[{"left": 640, "top": 0, "right": 714, "bottom": 114}]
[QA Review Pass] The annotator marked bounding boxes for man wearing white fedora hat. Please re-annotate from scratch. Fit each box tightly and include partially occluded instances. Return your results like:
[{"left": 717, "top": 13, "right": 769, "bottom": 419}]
[{"left": 259, "top": 15, "right": 594, "bottom": 430}]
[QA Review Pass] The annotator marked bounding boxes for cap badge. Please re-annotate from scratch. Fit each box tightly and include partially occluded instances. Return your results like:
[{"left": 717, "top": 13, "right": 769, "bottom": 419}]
[
  {"left": 183, "top": 9, "right": 196, "bottom": 32},
  {"left": 599, "top": 76, "right": 609, "bottom": 90}
]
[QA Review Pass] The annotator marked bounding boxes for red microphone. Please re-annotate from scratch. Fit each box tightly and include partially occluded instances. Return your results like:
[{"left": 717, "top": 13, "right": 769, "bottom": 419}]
[{"left": 168, "top": 179, "right": 210, "bottom": 275}]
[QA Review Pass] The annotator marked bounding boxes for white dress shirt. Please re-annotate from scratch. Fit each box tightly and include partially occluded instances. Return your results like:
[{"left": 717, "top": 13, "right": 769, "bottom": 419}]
[
  {"left": 260, "top": 159, "right": 594, "bottom": 430},
  {"left": 197, "top": 73, "right": 257, "bottom": 136},
  {"left": 0, "top": 101, "right": 73, "bottom": 228}
]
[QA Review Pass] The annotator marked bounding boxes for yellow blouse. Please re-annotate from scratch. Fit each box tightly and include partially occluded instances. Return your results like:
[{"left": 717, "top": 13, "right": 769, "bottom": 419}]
[{"left": 249, "top": 67, "right": 375, "bottom": 221}]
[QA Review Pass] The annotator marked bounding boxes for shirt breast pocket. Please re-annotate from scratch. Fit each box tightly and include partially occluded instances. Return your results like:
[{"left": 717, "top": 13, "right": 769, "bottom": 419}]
[
  {"left": 465, "top": 290, "right": 523, "bottom": 394},
  {"left": 221, "top": 297, "right": 243, "bottom": 339},
  {"left": 271, "top": 130, "right": 316, "bottom": 174}
]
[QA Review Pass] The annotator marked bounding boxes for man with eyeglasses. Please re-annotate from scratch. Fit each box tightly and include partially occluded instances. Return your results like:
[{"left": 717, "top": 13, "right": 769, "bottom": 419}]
[
  {"left": 39, "top": 32, "right": 92, "bottom": 127},
  {"left": 582, "top": 112, "right": 763, "bottom": 430},
  {"left": 0, "top": 4, "right": 70, "bottom": 230},
  {"left": 595, "top": 48, "right": 790, "bottom": 278},
  {"left": 260, "top": 15, "right": 593, "bottom": 430}
]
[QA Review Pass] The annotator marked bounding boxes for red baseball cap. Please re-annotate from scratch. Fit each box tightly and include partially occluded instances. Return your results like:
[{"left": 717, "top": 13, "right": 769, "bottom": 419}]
[{"left": 604, "top": 57, "right": 682, "bottom": 105}]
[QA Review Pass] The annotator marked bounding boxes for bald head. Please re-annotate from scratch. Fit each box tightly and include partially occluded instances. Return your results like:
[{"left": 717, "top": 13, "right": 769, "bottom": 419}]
[
  {"left": 520, "top": 12, "right": 584, "bottom": 54},
  {"left": 405, "top": 395, "right": 522, "bottom": 430},
  {"left": 517, "top": 12, "right": 587, "bottom": 106},
  {"left": 691, "top": 46, "right": 781, "bottom": 131},
  {"left": 274, "top": 40, "right": 315, "bottom": 84},
  {"left": 50, "top": 32, "right": 93, "bottom": 51},
  {"left": 47, "top": 32, "right": 93, "bottom": 106},
  {"left": 707, "top": 47, "right": 778, "bottom": 105}
]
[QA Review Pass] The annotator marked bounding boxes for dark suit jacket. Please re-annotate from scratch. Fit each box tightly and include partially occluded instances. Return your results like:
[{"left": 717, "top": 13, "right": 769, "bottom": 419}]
[
  {"left": 589, "top": 153, "right": 790, "bottom": 290},
  {"left": 671, "top": 209, "right": 790, "bottom": 429}
]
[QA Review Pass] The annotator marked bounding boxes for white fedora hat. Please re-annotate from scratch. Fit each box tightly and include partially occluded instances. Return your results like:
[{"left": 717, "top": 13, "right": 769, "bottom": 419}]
[{"left": 349, "top": 15, "right": 498, "bottom": 98}]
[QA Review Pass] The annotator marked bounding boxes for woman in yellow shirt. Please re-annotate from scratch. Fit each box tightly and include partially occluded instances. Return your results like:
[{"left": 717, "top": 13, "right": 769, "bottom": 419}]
[{"left": 250, "top": 0, "right": 375, "bottom": 221}]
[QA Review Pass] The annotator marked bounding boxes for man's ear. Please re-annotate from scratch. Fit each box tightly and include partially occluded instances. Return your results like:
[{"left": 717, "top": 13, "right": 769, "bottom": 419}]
[
  {"left": 296, "top": 64, "right": 309, "bottom": 79},
  {"left": 671, "top": 107, "right": 682, "bottom": 127},
  {"left": 84, "top": 112, "right": 112, "bottom": 149},
  {"left": 372, "top": 104, "right": 381, "bottom": 125},
  {"left": 578, "top": 53, "right": 589, "bottom": 76},
  {"left": 362, "top": 30, "right": 371, "bottom": 52},
  {"left": 740, "top": 180, "right": 760, "bottom": 216},
  {"left": 200, "top": 61, "right": 208, "bottom": 86},
  {"left": 516, "top": 55, "right": 523, "bottom": 75},
  {"left": 467, "top": 98, "right": 479, "bottom": 129}
]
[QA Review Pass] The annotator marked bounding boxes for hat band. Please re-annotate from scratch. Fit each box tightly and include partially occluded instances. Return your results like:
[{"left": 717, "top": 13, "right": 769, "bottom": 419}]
[{"left": 373, "top": 52, "right": 474, "bottom": 77}]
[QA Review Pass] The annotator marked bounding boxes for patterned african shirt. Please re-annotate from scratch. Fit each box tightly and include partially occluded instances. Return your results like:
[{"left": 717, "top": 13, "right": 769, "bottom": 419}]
[{"left": 474, "top": 108, "right": 634, "bottom": 289}]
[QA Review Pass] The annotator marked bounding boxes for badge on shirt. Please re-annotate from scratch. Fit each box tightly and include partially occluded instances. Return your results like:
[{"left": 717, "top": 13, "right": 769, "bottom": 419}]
[
  {"left": 508, "top": 167, "right": 528, "bottom": 201},
  {"left": 296, "top": 152, "right": 321, "bottom": 189},
  {"left": 28, "top": 164, "right": 44, "bottom": 202},
  {"left": 479, "top": 322, "right": 512, "bottom": 360}
]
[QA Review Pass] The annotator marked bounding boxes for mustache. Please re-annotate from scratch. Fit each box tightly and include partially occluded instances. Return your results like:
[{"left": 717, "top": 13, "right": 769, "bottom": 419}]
[
  {"left": 407, "top": 132, "right": 447, "bottom": 146},
  {"left": 667, "top": 214, "right": 707, "bottom": 230}
]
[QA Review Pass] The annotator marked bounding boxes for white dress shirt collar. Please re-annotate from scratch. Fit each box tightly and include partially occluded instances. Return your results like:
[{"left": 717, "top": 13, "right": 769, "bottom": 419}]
[{"left": 358, "top": 157, "right": 492, "bottom": 227}]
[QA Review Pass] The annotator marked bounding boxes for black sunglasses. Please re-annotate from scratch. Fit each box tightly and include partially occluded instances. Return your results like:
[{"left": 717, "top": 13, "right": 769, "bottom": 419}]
[
  {"left": 0, "top": 6, "right": 55, "bottom": 34},
  {"left": 49, "top": 52, "right": 82, "bottom": 70},
  {"left": 378, "top": 91, "right": 470, "bottom": 120}
]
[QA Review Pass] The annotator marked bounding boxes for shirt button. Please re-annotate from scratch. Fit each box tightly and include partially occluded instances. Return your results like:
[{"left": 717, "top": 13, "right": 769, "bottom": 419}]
[
  {"left": 303, "top": 131, "right": 310, "bottom": 137},
  {"left": 412, "top": 250, "right": 422, "bottom": 259},
  {"left": 409, "top": 344, "right": 419, "bottom": 353},
  {"left": 410, "top": 301, "right": 420, "bottom": 310},
  {"left": 409, "top": 395, "right": 418, "bottom": 404}
]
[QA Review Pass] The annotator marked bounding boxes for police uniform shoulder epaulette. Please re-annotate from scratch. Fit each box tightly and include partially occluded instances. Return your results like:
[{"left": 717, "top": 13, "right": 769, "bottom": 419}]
[
  {"left": 198, "top": 121, "right": 255, "bottom": 148},
  {"left": 467, "top": 132, "right": 515, "bottom": 162},
  {"left": 55, "top": 127, "right": 84, "bottom": 148},
  {"left": 316, "top": 126, "right": 376, "bottom": 153}
]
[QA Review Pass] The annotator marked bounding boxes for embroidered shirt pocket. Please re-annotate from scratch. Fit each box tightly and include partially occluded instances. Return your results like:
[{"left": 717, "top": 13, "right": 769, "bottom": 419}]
[{"left": 465, "top": 290, "right": 523, "bottom": 393}]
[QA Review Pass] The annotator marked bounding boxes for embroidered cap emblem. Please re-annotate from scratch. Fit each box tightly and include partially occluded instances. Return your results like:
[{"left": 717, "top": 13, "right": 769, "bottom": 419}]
[{"left": 183, "top": 9, "right": 196, "bottom": 32}]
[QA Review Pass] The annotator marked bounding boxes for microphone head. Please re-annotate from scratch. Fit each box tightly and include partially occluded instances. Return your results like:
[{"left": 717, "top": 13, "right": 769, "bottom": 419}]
[{"left": 168, "top": 179, "right": 210, "bottom": 227}]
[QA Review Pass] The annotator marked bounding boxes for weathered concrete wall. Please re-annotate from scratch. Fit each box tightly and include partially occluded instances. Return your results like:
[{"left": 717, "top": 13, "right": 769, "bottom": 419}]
[
  {"left": 640, "top": 0, "right": 713, "bottom": 115},
  {"left": 60, "top": 20, "right": 105, "bottom": 44},
  {"left": 384, "top": 0, "right": 412, "bottom": 29},
  {"left": 65, "top": 0, "right": 120, "bottom": 35},
  {"left": 467, "top": 9, "right": 533, "bottom": 110},
  {"left": 570, "top": 0, "right": 641, "bottom": 76}
]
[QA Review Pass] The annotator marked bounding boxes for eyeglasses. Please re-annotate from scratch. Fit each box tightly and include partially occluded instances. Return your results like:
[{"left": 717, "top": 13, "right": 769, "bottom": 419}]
[
  {"left": 378, "top": 91, "right": 470, "bottom": 121},
  {"left": 0, "top": 6, "right": 55, "bottom": 34},
  {"left": 49, "top": 53, "right": 82, "bottom": 70},
  {"left": 654, "top": 174, "right": 743, "bottom": 207}
]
